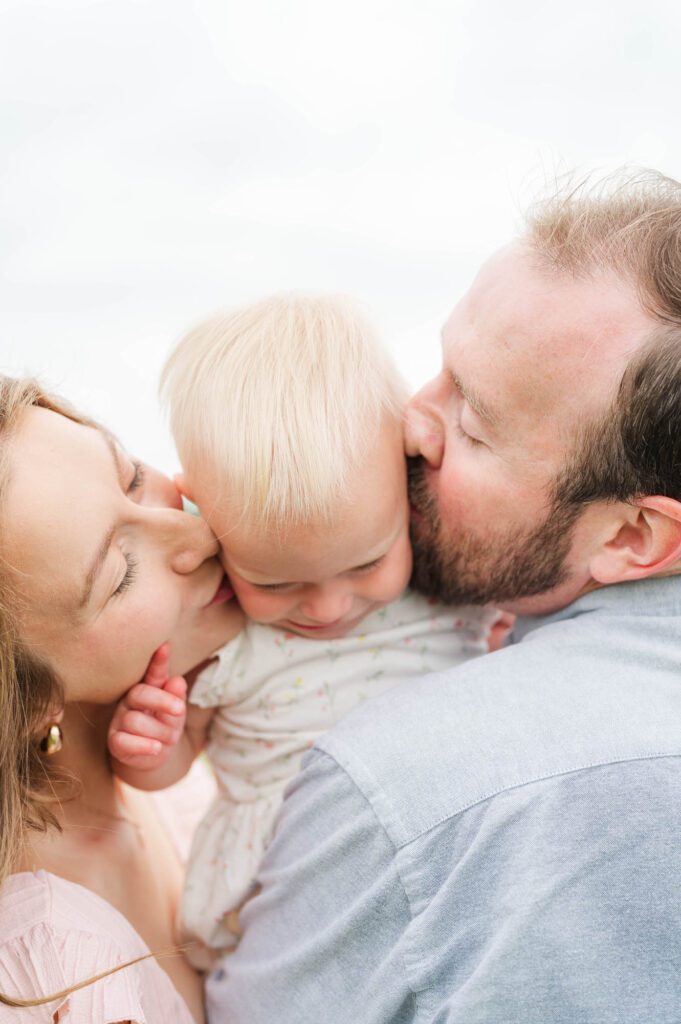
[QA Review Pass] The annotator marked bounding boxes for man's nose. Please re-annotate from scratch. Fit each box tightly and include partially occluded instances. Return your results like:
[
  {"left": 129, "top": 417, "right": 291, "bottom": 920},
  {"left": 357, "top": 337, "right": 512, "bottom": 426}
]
[
  {"left": 404, "top": 398, "right": 445, "bottom": 469},
  {"left": 154, "top": 508, "right": 220, "bottom": 574}
]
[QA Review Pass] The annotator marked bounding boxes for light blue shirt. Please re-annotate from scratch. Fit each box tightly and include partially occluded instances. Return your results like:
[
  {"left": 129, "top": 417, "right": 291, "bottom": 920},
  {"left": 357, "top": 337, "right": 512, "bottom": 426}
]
[{"left": 207, "top": 577, "right": 681, "bottom": 1023}]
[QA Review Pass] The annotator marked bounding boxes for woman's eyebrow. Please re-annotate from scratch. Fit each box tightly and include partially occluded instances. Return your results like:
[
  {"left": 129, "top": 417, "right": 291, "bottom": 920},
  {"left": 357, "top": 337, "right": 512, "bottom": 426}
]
[
  {"left": 78, "top": 432, "right": 122, "bottom": 608},
  {"left": 80, "top": 524, "right": 116, "bottom": 608}
]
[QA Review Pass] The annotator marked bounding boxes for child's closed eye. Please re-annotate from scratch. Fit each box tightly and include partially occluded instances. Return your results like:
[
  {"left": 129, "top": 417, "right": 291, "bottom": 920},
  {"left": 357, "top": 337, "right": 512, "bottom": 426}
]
[
  {"left": 251, "top": 581, "right": 299, "bottom": 593},
  {"left": 351, "top": 557, "right": 384, "bottom": 575}
]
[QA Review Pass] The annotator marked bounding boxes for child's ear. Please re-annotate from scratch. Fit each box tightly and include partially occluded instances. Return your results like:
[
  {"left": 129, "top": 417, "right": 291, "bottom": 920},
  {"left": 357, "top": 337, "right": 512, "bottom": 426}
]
[{"left": 174, "top": 473, "right": 194, "bottom": 501}]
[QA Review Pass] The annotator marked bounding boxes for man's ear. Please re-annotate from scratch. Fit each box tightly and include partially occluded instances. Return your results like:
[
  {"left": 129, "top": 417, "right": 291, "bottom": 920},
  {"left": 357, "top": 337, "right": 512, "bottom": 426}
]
[{"left": 589, "top": 496, "right": 681, "bottom": 585}]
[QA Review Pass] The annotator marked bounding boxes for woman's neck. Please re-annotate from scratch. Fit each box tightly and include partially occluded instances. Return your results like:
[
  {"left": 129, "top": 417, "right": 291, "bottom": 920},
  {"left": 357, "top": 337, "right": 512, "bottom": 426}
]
[
  {"left": 49, "top": 702, "right": 121, "bottom": 817},
  {"left": 20, "top": 704, "right": 205, "bottom": 1022},
  {"left": 19, "top": 701, "right": 131, "bottom": 871}
]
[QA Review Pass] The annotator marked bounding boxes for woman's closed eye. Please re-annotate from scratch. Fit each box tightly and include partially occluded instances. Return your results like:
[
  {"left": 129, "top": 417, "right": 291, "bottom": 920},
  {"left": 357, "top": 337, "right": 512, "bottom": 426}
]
[
  {"left": 128, "top": 460, "right": 145, "bottom": 492},
  {"left": 112, "top": 552, "right": 138, "bottom": 597}
]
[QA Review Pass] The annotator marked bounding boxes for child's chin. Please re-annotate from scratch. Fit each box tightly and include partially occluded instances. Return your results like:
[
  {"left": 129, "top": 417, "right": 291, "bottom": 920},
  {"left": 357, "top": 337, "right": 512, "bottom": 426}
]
[{"left": 275, "top": 613, "right": 370, "bottom": 641}]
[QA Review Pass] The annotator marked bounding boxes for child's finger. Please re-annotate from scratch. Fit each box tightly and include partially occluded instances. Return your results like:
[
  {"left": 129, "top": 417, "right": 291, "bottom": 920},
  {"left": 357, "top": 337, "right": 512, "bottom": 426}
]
[
  {"left": 120, "top": 710, "right": 183, "bottom": 746},
  {"left": 125, "top": 682, "right": 186, "bottom": 717},
  {"left": 143, "top": 644, "right": 172, "bottom": 688},
  {"left": 109, "top": 730, "right": 162, "bottom": 760},
  {"left": 164, "top": 675, "right": 187, "bottom": 701}
]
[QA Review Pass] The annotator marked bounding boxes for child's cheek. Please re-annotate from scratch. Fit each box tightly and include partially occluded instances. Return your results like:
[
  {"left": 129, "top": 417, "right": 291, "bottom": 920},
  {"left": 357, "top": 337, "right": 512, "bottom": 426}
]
[
  {"left": 378, "top": 542, "right": 413, "bottom": 602},
  {"left": 231, "top": 580, "right": 289, "bottom": 625},
  {"left": 226, "top": 577, "right": 255, "bottom": 617}
]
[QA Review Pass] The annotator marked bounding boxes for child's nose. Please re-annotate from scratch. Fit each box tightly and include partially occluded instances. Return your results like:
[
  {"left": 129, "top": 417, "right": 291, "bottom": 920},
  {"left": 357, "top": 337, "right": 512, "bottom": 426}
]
[
  {"left": 301, "top": 586, "right": 354, "bottom": 624},
  {"left": 404, "top": 399, "right": 445, "bottom": 468}
]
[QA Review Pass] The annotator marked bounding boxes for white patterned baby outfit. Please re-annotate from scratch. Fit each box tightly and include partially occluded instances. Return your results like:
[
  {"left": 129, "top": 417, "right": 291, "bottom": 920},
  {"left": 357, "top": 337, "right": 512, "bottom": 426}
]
[{"left": 181, "top": 590, "right": 496, "bottom": 961}]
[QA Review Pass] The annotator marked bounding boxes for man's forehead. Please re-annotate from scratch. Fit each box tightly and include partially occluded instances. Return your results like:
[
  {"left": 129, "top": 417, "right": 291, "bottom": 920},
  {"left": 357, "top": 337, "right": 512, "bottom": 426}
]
[{"left": 442, "top": 243, "right": 653, "bottom": 419}]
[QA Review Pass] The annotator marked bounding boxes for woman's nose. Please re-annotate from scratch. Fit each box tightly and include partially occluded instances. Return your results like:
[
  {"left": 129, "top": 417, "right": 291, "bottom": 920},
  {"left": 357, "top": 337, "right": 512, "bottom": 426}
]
[
  {"left": 404, "top": 396, "right": 445, "bottom": 468},
  {"left": 155, "top": 508, "right": 220, "bottom": 574}
]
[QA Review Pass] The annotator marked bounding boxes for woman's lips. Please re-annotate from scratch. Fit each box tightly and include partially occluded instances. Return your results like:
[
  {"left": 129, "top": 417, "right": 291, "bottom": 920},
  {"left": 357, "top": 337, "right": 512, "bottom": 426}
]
[{"left": 208, "top": 575, "right": 234, "bottom": 606}]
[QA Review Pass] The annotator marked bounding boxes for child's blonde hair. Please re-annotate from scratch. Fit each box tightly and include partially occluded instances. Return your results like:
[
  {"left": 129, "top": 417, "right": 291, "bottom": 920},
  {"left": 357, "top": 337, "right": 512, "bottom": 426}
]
[{"left": 161, "top": 293, "right": 407, "bottom": 528}]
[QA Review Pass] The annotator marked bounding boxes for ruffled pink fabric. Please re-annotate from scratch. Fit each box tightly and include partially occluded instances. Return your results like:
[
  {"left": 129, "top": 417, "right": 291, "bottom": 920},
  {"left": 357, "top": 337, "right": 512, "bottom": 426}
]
[{"left": 0, "top": 871, "right": 194, "bottom": 1023}]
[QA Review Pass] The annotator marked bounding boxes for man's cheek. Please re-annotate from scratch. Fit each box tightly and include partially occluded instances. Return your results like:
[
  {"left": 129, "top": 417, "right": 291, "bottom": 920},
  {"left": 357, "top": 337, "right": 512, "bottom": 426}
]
[{"left": 444, "top": 464, "right": 498, "bottom": 517}]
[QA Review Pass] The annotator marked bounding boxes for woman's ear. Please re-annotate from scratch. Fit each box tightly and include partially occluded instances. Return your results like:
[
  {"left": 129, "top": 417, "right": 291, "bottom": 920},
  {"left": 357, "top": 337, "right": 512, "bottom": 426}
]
[
  {"left": 35, "top": 705, "right": 64, "bottom": 756},
  {"left": 589, "top": 496, "right": 681, "bottom": 585}
]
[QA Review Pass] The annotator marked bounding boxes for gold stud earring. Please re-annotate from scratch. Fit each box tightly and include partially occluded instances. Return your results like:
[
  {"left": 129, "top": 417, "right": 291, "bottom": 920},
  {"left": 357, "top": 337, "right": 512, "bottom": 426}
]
[{"left": 39, "top": 724, "right": 63, "bottom": 756}]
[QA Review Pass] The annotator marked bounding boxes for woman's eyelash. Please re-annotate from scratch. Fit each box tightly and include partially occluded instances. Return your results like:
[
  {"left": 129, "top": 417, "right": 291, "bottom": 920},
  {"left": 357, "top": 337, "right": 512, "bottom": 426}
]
[
  {"left": 113, "top": 553, "right": 138, "bottom": 597},
  {"left": 129, "top": 461, "right": 145, "bottom": 491}
]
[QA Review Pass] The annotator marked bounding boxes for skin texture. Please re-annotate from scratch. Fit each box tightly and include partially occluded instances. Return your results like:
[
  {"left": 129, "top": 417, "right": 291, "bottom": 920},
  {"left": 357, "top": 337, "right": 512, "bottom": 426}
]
[
  {"left": 3, "top": 406, "right": 240, "bottom": 702},
  {"left": 404, "top": 242, "right": 676, "bottom": 616},
  {"left": 185, "top": 418, "right": 413, "bottom": 641},
  {"left": 108, "top": 419, "right": 413, "bottom": 793},
  {"left": 2, "top": 407, "right": 244, "bottom": 1023}
]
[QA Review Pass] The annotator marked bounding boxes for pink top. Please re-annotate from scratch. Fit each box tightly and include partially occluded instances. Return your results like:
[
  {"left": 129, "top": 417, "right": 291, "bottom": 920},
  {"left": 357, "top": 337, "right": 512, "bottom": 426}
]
[{"left": 0, "top": 871, "right": 195, "bottom": 1024}]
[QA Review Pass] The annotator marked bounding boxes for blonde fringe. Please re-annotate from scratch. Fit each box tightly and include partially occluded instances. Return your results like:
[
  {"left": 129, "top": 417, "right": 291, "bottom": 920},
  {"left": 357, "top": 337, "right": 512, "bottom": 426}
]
[{"left": 161, "top": 292, "right": 407, "bottom": 530}]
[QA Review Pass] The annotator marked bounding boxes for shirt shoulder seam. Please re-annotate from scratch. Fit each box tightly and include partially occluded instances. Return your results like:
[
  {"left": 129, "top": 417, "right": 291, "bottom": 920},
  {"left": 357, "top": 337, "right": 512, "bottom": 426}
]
[{"left": 319, "top": 743, "right": 681, "bottom": 851}]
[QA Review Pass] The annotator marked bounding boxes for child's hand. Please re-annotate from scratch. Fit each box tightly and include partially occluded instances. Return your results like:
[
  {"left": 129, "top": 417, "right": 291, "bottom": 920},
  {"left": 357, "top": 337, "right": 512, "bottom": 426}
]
[
  {"left": 108, "top": 644, "right": 187, "bottom": 772},
  {"left": 488, "top": 611, "right": 516, "bottom": 652}
]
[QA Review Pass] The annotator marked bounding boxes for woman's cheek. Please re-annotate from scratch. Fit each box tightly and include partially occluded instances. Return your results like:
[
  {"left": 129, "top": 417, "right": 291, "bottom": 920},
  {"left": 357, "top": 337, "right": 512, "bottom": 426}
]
[
  {"left": 112, "top": 602, "right": 172, "bottom": 678},
  {"left": 69, "top": 632, "right": 147, "bottom": 703}
]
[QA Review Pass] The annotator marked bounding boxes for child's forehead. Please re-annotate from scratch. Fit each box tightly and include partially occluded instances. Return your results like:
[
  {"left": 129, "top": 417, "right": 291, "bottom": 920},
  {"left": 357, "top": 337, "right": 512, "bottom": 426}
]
[
  {"left": 221, "top": 509, "right": 401, "bottom": 583},
  {"left": 187, "top": 412, "right": 407, "bottom": 528}
]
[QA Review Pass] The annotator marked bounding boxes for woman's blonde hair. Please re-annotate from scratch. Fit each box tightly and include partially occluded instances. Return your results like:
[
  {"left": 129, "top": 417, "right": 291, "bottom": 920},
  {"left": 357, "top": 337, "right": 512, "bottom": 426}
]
[
  {"left": 161, "top": 293, "right": 407, "bottom": 529},
  {"left": 0, "top": 377, "right": 163, "bottom": 1011},
  {"left": 0, "top": 377, "right": 98, "bottom": 894}
]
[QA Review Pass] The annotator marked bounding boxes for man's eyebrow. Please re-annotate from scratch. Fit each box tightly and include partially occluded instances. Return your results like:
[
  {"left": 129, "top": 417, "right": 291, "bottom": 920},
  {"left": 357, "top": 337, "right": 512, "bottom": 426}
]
[
  {"left": 450, "top": 372, "right": 500, "bottom": 430},
  {"left": 79, "top": 432, "right": 122, "bottom": 608}
]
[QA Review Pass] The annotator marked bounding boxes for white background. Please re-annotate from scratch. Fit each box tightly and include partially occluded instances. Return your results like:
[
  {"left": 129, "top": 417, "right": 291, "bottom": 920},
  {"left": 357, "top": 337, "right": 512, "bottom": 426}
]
[{"left": 1, "top": 0, "right": 678, "bottom": 471}]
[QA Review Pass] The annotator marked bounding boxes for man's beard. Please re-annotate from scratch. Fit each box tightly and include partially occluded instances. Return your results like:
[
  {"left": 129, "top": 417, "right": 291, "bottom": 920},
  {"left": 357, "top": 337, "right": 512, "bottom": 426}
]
[{"left": 407, "top": 457, "right": 581, "bottom": 606}]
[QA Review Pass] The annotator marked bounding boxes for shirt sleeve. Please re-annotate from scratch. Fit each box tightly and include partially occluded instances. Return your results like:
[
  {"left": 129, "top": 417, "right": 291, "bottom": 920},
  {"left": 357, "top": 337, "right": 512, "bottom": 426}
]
[
  {"left": 0, "top": 922, "right": 146, "bottom": 1024},
  {"left": 205, "top": 749, "right": 416, "bottom": 1024}
]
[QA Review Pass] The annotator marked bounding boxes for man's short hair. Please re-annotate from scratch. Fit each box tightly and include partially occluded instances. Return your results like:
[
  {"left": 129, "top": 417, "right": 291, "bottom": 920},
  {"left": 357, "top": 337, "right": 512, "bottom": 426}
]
[
  {"left": 526, "top": 170, "right": 681, "bottom": 508},
  {"left": 161, "top": 293, "right": 407, "bottom": 528}
]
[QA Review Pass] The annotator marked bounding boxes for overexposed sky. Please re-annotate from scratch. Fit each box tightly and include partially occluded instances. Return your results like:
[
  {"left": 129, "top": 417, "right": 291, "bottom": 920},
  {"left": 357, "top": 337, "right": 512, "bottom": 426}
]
[{"left": 1, "top": 0, "right": 679, "bottom": 469}]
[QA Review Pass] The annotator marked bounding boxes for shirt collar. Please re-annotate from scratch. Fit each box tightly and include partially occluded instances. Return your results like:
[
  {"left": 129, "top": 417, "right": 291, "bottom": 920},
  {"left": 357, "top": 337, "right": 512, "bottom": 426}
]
[{"left": 510, "top": 573, "right": 681, "bottom": 644}]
